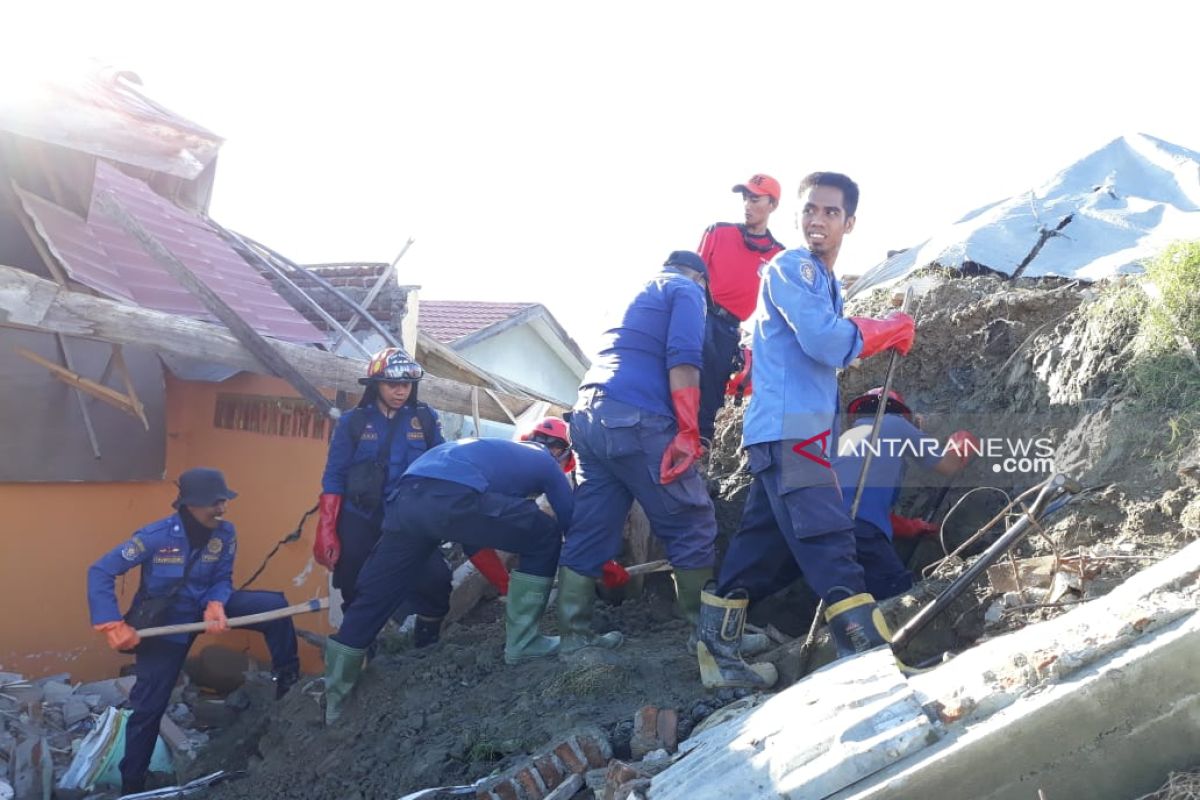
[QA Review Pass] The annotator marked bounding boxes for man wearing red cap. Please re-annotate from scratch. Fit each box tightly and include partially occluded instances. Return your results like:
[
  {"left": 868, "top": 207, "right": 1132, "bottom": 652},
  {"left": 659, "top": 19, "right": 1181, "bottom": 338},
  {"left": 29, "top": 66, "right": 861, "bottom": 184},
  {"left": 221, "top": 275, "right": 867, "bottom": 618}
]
[{"left": 695, "top": 174, "right": 786, "bottom": 442}]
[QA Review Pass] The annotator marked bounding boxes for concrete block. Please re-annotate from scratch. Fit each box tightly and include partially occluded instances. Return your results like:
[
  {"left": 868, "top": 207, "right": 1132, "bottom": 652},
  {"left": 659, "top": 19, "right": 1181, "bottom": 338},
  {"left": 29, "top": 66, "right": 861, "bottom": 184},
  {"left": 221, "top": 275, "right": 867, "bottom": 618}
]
[{"left": 61, "top": 698, "right": 92, "bottom": 728}]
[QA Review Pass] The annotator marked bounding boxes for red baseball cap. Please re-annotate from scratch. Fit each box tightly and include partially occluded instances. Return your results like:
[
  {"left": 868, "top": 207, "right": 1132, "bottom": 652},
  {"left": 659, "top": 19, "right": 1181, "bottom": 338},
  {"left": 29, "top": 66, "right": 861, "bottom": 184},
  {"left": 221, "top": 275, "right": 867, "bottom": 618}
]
[{"left": 732, "top": 173, "right": 781, "bottom": 202}]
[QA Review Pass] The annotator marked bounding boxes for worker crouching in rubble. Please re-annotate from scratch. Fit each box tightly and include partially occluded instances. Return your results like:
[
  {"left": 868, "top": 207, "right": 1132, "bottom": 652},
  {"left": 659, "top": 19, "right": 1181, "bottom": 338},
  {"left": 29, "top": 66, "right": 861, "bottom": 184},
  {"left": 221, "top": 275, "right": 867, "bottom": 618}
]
[
  {"left": 87, "top": 468, "right": 300, "bottom": 795},
  {"left": 833, "top": 388, "right": 980, "bottom": 600},
  {"left": 555, "top": 251, "right": 770, "bottom": 657},
  {"left": 313, "top": 348, "right": 508, "bottom": 648},
  {"left": 322, "top": 425, "right": 575, "bottom": 724},
  {"left": 699, "top": 172, "right": 917, "bottom": 690}
]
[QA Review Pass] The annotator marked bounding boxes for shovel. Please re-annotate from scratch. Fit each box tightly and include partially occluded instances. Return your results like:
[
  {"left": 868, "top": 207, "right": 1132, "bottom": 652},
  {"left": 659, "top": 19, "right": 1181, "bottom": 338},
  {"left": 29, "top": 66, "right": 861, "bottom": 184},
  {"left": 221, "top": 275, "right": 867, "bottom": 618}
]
[{"left": 135, "top": 598, "right": 330, "bottom": 639}]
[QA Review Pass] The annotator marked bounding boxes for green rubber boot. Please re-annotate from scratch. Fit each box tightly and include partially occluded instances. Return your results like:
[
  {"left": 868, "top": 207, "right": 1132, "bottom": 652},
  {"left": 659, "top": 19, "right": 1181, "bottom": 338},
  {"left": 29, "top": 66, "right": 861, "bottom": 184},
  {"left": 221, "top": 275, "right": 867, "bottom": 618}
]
[
  {"left": 504, "top": 571, "right": 561, "bottom": 665},
  {"left": 556, "top": 566, "right": 623, "bottom": 656},
  {"left": 323, "top": 638, "right": 366, "bottom": 725}
]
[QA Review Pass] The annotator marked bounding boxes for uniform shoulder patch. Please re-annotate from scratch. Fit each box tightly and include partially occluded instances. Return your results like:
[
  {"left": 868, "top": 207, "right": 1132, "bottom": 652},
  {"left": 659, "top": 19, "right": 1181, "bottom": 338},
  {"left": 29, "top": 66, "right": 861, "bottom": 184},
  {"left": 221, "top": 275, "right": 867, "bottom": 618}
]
[
  {"left": 800, "top": 261, "right": 817, "bottom": 285},
  {"left": 121, "top": 538, "right": 144, "bottom": 561}
]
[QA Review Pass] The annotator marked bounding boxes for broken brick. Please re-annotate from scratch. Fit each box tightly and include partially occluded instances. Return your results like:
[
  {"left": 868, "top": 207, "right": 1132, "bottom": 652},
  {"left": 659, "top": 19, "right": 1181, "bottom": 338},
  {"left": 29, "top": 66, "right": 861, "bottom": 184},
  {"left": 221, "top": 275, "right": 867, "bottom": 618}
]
[
  {"left": 553, "top": 740, "right": 588, "bottom": 774},
  {"left": 514, "top": 766, "right": 545, "bottom": 799},
  {"left": 604, "top": 760, "right": 645, "bottom": 800},
  {"left": 656, "top": 708, "right": 679, "bottom": 753},
  {"left": 575, "top": 731, "right": 612, "bottom": 768},
  {"left": 629, "top": 705, "right": 659, "bottom": 760},
  {"left": 532, "top": 753, "right": 564, "bottom": 788},
  {"left": 491, "top": 778, "right": 521, "bottom": 800}
]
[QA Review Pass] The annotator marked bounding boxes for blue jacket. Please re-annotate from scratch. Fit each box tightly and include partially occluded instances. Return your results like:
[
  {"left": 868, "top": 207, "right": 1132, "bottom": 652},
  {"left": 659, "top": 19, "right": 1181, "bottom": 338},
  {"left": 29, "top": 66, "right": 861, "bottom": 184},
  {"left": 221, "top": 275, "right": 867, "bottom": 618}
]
[
  {"left": 321, "top": 403, "right": 444, "bottom": 516},
  {"left": 404, "top": 438, "right": 575, "bottom": 531},
  {"left": 578, "top": 268, "right": 706, "bottom": 418},
  {"left": 833, "top": 416, "right": 943, "bottom": 538},
  {"left": 87, "top": 514, "right": 236, "bottom": 644},
  {"left": 742, "top": 248, "right": 863, "bottom": 449}
]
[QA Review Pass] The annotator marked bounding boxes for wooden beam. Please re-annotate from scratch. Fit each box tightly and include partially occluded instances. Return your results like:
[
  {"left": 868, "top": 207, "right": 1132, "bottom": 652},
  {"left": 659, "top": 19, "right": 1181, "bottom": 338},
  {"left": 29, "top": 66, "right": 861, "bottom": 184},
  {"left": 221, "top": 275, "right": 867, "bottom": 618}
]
[
  {"left": 15, "top": 346, "right": 143, "bottom": 419},
  {"left": 93, "top": 191, "right": 335, "bottom": 417},
  {"left": 111, "top": 345, "right": 149, "bottom": 430},
  {"left": 0, "top": 264, "right": 560, "bottom": 422}
]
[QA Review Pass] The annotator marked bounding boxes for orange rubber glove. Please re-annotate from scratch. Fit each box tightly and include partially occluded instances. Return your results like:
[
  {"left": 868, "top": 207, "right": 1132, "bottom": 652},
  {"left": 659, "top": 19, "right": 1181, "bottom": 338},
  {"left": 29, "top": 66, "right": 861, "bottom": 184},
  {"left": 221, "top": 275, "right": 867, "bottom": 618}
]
[
  {"left": 313, "top": 493, "right": 343, "bottom": 569},
  {"left": 849, "top": 312, "right": 915, "bottom": 359},
  {"left": 890, "top": 513, "right": 939, "bottom": 540},
  {"left": 94, "top": 620, "right": 141, "bottom": 651},
  {"left": 204, "top": 601, "right": 230, "bottom": 634},
  {"left": 469, "top": 549, "right": 510, "bottom": 595},
  {"left": 660, "top": 386, "right": 703, "bottom": 484},
  {"left": 724, "top": 347, "right": 753, "bottom": 406},
  {"left": 600, "top": 560, "right": 630, "bottom": 589}
]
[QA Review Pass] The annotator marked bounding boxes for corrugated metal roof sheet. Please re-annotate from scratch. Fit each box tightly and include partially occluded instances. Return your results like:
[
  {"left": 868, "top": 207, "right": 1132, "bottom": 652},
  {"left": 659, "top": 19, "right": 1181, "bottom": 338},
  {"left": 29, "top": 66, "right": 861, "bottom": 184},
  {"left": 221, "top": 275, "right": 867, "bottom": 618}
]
[
  {"left": 419, "top": 300, "right": 537, "bottom": 344},
  {"left": 16, "top": 162, "right": 325, "bottom": 344}
]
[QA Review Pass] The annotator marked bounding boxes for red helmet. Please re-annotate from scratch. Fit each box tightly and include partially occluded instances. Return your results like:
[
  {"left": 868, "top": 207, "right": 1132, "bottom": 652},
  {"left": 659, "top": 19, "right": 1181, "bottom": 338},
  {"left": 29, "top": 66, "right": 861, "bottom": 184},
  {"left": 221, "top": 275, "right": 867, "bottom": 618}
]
[
  {"left": 846, "top": 387, "right": 913, "bottom": 421},
  {"left": 519, "top": 417, "right": 575, "bottom": 473},
  {"left": 360, "top": 348, "right": 424, "bottom": 385}
]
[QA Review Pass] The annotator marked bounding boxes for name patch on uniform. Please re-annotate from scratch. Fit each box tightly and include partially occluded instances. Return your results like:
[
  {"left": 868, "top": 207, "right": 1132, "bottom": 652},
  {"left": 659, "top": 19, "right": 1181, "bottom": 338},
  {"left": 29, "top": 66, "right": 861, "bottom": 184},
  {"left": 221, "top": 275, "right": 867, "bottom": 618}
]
[
  {"left": 800, "top": 262, "right": 817, "bottom": 285},
  {"left": 359, "top": 428, "right": 379, "bottom": 441},
  {"left": 407, "top": 432, "right": 426, "bottom": 441},
  {"left": 153, "top": 545, "right": 185, "bottom": 565}
]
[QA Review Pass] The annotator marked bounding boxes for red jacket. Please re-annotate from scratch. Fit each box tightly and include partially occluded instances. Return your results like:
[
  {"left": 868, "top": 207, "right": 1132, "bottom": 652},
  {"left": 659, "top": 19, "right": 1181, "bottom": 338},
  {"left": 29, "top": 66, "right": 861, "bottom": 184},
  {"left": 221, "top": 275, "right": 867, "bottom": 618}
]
[{"left": 697, "top": 223, "right": 785, "bottom": 321}]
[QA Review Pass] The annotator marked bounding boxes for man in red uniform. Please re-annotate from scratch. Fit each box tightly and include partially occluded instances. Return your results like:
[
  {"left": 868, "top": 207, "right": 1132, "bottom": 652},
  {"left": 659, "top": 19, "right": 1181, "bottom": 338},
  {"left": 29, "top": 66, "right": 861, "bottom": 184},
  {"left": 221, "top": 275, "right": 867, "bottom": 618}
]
[{"left": 696, "top": 174, "right": 786, "bottom": 442}]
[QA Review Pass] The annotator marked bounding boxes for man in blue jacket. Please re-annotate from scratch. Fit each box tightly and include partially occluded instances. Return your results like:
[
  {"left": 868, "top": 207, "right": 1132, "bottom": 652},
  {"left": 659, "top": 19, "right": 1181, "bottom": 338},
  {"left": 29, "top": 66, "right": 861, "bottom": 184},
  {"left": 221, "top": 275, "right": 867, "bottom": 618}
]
[
  {"left": 833, "top": 388, "right": 979, "bottom": 600},
  {"left": 697, "top": 173, "right": 917, "bottom": 689},
  {"left": 557, "top": 251, "right": 746, "bottom": 657},
  {"left": 322, "top": 433, "right": 574, "bottom": 724},
  {"left": 87, "top": 468, "right": 299, "bottom": 794},
  {"left": 313, "top": 348, "right": 507, "bottom": 646}
]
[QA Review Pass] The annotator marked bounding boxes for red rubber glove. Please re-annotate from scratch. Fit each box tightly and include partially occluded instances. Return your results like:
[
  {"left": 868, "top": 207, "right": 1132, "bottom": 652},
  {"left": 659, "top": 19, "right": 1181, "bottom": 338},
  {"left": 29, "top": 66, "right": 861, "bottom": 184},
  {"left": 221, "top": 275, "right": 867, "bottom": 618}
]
[
  {"left": 725, "top": 347, "right": 753, "bottom": 405},
  {"left": 660, "top": 386, "right": 703, "bottom": 484},
  {"left": 945, "top": 430, "right": 982, "bottom": 467},
  {"left": 313, "top": 493, "right": 342, "bottom": 569},
  {"left": 850, "top": 312, "right": 915, "bottom": 359},
  {"left": 94, "top": 621, "right": 141, "bottom": 651},
  {"left": 469, "top": 549, "right": 510, "bottom": 595},
  {"left": 890, "top": 513, "right": 939, "bottom": 540},
  {"left": 601, "top": 560, "right": 630, "bottom": 589},
  {"left": 204, "top": 601, "right": 230, "bottom": 634}
]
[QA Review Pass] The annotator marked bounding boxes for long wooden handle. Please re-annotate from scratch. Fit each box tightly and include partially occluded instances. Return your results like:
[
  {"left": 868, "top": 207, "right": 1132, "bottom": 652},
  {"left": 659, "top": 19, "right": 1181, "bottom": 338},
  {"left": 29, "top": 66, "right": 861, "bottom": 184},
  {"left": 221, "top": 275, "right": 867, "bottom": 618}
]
[{"left": 135, "top": 598, "right": 330, "bottom": 638}]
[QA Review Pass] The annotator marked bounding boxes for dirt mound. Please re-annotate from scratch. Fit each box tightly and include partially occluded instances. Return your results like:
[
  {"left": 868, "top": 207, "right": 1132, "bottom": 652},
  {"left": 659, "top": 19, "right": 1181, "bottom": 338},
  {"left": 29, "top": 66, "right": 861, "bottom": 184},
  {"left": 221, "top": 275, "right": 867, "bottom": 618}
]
[{"left": 191, "top": 271, "right": 1199, "bottom": 799}]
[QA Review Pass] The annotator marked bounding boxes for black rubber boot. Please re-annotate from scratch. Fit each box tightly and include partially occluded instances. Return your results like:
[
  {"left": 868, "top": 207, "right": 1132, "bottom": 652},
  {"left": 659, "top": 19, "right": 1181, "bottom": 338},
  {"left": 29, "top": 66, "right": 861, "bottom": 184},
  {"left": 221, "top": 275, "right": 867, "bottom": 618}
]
[
  {"left": 413, "top": 615, "right": 443, "bottom": 648},
  {"left": 824, "top": 592, "right": 891, "bottom": 657},
  {"left": 695, "top": 582, "right": 777, "bottom": 689},
  {"left": 273, "top": 663, "right": 300, "bottom": 700}
]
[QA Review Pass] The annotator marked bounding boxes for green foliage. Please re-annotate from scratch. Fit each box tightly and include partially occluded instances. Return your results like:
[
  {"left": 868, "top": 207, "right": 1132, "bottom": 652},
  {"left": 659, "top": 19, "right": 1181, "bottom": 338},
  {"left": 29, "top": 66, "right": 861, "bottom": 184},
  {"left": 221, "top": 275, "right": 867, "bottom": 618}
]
[{"left": 1140, "top": 239, "right": 1200, "bottom": 352}]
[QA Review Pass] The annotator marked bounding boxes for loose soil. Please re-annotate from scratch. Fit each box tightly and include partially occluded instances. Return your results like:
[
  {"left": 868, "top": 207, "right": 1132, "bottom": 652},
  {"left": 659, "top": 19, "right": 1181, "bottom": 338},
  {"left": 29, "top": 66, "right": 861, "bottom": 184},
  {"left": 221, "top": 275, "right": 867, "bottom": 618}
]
[{"left": 191, "top": 273, "right": 1198, "bottom": 800}]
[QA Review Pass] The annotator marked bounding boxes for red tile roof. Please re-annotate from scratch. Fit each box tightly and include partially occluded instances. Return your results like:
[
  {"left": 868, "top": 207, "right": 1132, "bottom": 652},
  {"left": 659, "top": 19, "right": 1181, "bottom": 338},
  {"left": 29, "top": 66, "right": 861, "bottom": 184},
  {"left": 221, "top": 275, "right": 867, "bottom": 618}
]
[
  {"left": 16, "top": 162, "right": 324, "bottom": 344},
  {"left": 419, "top": 300, "right": 538, "bottom": 344}
]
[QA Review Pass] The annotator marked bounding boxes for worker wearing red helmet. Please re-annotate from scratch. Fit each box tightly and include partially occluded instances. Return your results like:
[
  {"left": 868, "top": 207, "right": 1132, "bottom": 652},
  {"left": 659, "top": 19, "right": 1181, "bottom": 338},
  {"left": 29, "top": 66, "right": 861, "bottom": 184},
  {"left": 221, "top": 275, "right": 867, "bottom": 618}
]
[
  {"left": 695, "top": 174, "right": 786, "bottom": 441},
  {"left": 832, "top": 389, "right": 979, "bottom": 599},
  {"left": 314, "top": 348, "right": 502, "bottom": 647}
]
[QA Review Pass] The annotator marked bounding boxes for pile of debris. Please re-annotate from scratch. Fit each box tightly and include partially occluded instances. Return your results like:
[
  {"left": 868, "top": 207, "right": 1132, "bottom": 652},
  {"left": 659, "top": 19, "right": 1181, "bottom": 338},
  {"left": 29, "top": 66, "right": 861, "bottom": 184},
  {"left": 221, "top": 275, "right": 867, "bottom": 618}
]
[{"left": 0, "top": 652, "right": 279, "bottom": 799}]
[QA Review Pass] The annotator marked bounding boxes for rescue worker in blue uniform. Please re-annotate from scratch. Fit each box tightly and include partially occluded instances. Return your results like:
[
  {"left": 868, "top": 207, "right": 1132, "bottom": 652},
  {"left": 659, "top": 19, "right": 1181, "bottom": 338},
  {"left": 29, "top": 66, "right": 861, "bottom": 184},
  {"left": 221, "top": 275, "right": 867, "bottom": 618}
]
[
  {"left": 833, "top": 388, "right": 980, "bottom": 600},
  {"left": 87, "top": 468, "right": 300, "bottom": 795},
  {"left": 322, "top": 431, "right": 574, "bottom": 724},
  {"left": 313, "top": 348, "right": 506, "bottom": 646},
  {"left": 698, "top": 173, "right": 917, "bottom": 689},
  {"left": 557, "top": 250, "right": 744, "bottom": 656}
]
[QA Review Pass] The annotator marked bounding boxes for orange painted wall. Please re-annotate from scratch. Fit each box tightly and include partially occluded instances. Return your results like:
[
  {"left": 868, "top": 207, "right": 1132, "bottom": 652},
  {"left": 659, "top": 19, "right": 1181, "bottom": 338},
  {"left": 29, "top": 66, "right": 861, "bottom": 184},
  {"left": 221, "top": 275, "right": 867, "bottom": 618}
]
[{"left": 0, "top": 372, "right": 336, "bottom": 681}]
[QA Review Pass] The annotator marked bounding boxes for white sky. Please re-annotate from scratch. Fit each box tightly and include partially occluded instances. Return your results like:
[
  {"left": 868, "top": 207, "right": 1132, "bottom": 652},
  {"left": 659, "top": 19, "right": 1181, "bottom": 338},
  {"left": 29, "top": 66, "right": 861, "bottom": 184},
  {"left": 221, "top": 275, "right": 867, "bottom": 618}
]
[{"left": 7, "top": 1, "right": 1200, "bottom": 354}]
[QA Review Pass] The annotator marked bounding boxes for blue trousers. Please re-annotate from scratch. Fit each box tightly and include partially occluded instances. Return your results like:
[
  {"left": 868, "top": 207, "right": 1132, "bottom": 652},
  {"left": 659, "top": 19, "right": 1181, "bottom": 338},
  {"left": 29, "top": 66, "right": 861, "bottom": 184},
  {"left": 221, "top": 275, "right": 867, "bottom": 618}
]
[
  {"left": 854, "top": 519, "right": 914, "bottom": 600},
  {"left": 717, "top": 442, "right": 866, "bottom": 603},
  {"left": 120, "top": 590, "right": 298, "bottom": 788},
  {"left": 699, "top": 308, "right": 741, "bottom": 440},
  {"left": 334, "top": 477, "right": 562, "bottom": 650},
  {"left": 561, "top": 395, "right": 716, "bottom": 577},
  {"left": 332, "top": 507, "right": 451, "bottom": 615}
]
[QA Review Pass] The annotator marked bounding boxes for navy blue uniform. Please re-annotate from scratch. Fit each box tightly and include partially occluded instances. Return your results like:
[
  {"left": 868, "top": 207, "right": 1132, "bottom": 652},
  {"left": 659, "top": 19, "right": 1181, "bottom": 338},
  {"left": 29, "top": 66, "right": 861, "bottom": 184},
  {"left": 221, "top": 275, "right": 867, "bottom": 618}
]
[
  {"left": 321, "top": 403, "right": 448, "bottom": 609},
  {"left": 334, "top": 439, "right": 572, "bottom": 649},
  {"left": 833, "top": 415, "right": 942, "bottom": 599},
  {"left": 718, "top": 249, "right": 870, "bottom": 603},
  {"left": 87, "top": 514, "right": 297, "bottom": 788},
  {"left": 562, "top": 267, "right": 717, "bottom": 576}
]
